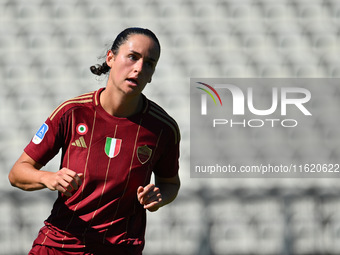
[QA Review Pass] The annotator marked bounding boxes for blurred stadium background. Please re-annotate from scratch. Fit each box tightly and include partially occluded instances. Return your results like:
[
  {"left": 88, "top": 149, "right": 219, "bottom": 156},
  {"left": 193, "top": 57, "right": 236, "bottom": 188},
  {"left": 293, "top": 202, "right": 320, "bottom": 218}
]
[{"left": 1, "top": 0, "right": 340, "bottom": 254}]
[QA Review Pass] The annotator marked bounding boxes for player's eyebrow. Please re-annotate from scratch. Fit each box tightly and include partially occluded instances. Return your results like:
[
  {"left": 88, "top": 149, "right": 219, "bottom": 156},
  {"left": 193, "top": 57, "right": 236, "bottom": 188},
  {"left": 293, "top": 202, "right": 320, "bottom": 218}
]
[{"left": 130, "top": 50, "right": 157, "bottom": 63}]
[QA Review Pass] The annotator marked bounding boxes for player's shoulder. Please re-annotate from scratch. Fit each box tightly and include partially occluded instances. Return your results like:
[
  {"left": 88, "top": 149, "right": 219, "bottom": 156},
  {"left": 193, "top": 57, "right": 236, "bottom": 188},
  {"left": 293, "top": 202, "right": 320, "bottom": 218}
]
[
  {"left": 49, "top": 90, "right": 98, "bottom": 121},
  {"left": 145, "top": 98, "right": 181, "bottom": 144}
]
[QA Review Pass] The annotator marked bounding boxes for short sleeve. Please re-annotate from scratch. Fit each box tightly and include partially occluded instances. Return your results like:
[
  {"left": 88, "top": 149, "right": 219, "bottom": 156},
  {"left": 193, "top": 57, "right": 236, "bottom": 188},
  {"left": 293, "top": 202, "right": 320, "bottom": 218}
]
[
  {"left": 24, "top": 114, "right": 65, "bottom": 166},
  {"left": 153, "top": 130, "right": 180, "bottom": 178}
]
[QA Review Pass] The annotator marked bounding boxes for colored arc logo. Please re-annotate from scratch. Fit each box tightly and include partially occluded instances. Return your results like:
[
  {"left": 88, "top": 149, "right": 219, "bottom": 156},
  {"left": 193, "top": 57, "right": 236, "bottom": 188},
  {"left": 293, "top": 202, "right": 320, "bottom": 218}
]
[{"left": 196, "top": 82, "right": 223, "bottom": 106}]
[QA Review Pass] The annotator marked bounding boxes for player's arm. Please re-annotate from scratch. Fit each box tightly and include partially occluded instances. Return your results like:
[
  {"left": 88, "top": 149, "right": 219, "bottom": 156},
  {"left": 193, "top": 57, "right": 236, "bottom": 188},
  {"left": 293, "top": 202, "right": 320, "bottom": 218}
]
[
  {"left": 137, "top": 174, "right": 180, "bottom": 212},
  {"left": 8, "top": 152, "right": 83, "bottom": 197}
]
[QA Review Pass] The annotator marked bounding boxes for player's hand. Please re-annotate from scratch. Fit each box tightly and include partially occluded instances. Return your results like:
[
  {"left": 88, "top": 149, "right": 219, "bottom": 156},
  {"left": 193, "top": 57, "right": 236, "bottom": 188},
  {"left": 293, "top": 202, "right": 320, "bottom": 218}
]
[
  {"left": 41, "top": 168, "right": 83, "bottom": 197},
  {"left": 137, "top": 184, "right": 163, "bottom": 212}
]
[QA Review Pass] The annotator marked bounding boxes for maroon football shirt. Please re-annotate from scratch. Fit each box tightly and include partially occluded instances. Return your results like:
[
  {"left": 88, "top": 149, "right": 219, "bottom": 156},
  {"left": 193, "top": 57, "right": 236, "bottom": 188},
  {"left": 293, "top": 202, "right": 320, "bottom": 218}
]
[{"left": 24, "top": 88, "right": 180, "bottom": 250}]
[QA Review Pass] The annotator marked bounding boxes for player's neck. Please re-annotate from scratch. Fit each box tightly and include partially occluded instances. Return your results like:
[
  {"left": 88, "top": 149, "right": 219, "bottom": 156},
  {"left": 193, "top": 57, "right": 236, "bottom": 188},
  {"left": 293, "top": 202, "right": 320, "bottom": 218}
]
[{"left": 100, "top": 88, "right": 143, "bottom": 118}]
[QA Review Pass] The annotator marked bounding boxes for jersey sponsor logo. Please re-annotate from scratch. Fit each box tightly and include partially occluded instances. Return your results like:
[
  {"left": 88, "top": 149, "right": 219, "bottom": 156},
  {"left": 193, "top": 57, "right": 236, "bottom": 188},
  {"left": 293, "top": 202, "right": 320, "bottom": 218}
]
[
  {"left": 105, "top": 137, "right": 122, "bottom": 158},
  {"left": 76, "top": 123, "right": 88, "bottom": 135},
  {"left": 72, "top": 136, "right": 87, "bottom": 148},
  {"left": 32, "top": 123, "right": 49, "bottom": 145},
  {"left": 137, "top": 145, "right": 152, "bottom": 164}
]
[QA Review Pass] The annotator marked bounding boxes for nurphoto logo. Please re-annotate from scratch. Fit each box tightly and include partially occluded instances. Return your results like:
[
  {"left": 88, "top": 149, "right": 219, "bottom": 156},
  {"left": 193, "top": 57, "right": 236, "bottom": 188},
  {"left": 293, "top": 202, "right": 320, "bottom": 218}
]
[
  {"left": 190, "top": 78, "right": 340, "bottom": 178},
  {"left": 195, "top": 81, "right": 312, "bottom": 128}
]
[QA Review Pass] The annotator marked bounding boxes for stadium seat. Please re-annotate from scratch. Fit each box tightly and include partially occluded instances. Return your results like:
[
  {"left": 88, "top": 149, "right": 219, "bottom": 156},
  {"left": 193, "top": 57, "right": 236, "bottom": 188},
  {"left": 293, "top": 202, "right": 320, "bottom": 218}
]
[{"left": 2, "top": 1, "right": 340, "bottom": 254}]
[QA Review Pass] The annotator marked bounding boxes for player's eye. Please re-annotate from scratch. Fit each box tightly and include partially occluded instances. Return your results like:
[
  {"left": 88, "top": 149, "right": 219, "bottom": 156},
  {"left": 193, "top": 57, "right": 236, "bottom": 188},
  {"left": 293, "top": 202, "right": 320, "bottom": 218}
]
[
  {"left": 128, "top": 54, "right": 138, "bottom": 61},
  {"left": 145, "top": 61, "right": 154, "bottom": 68}
]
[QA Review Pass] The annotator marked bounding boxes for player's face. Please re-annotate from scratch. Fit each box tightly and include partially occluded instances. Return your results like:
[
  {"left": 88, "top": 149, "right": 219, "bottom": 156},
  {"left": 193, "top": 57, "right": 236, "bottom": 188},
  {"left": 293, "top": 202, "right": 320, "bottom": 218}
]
[{"left": 107, "top": 34, "right": 160, "bottom": 97}]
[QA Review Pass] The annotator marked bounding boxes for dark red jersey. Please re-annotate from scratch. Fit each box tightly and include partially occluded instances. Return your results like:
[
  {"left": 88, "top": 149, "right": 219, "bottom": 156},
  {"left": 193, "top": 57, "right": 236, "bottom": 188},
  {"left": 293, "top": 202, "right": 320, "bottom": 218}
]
[{"left": 24, "top": 88, "right": 180, "bottom": 251}]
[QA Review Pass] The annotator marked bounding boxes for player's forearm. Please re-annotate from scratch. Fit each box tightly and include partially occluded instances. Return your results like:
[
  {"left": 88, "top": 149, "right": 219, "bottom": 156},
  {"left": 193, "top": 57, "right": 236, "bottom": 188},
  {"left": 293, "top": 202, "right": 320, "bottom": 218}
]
[
  {"left": 157, "top": 182, "right": 180, "bottom": 207},
  {"left": 155, "top": 175, "right": 180, "bottom": 208},
  {"left": 9, "top": 158, "right": 47, "bottom": 191}
]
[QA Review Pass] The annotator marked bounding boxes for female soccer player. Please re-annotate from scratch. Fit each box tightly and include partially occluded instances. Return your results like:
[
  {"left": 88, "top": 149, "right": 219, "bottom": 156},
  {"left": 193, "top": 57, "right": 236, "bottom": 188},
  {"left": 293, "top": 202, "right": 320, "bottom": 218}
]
[{"left": 9, "top": 27, "right": 180, "bottom": 255}]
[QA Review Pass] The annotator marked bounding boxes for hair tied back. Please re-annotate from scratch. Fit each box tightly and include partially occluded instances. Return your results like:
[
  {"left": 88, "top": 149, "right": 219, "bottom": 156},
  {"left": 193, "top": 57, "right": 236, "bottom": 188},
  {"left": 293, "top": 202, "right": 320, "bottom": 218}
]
[{"left": 90, "top": 62, "right": 110, "bottom": 76}]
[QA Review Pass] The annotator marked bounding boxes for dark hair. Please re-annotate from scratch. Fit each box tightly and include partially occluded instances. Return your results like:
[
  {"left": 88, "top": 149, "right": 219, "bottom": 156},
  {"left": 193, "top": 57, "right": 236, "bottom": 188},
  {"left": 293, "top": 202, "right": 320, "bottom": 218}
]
[{"left": 90, "top": 27, "right": 161, "bottom": 76}]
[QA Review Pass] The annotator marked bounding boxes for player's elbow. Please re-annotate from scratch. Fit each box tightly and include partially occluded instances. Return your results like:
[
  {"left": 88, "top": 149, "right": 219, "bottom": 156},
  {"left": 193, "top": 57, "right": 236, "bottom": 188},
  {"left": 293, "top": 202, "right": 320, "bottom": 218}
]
[
  {"left": 8, "top": 165, "right": 30, "bottom": 191},
  {"left": 8, "top": 172, "right": 31, "bottom": 191},
  {"left": 8, "top": 168, "right": 18, "bottom": 188}
]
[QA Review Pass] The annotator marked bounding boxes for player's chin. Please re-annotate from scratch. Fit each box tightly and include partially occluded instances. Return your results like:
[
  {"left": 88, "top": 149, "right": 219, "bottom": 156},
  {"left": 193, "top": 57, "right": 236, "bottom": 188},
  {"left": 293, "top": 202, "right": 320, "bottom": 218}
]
[{"left": 124, "top": 84, "right": 145, "bottom": 95}]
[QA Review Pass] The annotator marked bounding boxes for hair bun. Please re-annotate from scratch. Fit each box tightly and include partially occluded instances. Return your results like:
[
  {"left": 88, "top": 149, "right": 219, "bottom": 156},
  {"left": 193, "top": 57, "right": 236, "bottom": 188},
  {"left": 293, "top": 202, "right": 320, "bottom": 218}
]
[{"left": 90, "top": 62, "right": 110, "bottom": 76}]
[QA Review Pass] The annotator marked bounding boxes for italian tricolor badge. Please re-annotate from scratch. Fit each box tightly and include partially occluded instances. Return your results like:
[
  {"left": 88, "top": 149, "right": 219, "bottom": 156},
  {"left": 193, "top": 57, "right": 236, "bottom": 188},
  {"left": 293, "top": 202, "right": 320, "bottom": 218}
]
[{"left": 105, "top": 137, "right": 122, "bottom": 158}]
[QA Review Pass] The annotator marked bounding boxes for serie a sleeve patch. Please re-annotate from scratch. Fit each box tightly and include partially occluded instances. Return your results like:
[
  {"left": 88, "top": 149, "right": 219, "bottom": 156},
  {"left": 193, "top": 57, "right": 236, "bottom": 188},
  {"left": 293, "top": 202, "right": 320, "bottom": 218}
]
[{"left": 32, "top": 123, "right": 49, "bottom": 145}]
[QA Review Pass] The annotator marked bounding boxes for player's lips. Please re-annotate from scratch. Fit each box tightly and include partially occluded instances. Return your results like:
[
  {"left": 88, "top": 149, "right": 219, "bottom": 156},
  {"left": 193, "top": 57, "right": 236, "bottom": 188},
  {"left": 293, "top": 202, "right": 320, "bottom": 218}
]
[{"left": 126, "top": 77, "right": 139, "bottom": 86}]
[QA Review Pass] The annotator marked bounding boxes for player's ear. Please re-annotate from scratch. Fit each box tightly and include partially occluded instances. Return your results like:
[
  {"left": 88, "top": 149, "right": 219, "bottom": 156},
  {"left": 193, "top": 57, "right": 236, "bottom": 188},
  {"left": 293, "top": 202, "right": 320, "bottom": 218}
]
[{"left": 106, "top": 50, "right": 115, "bottom": 68}]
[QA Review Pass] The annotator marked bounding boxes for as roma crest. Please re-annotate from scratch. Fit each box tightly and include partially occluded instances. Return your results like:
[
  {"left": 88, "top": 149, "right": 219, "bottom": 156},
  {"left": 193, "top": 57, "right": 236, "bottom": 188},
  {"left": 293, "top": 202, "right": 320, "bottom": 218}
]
[{"left": 137, "top": 145, "right": 152, "bottom": 164}]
